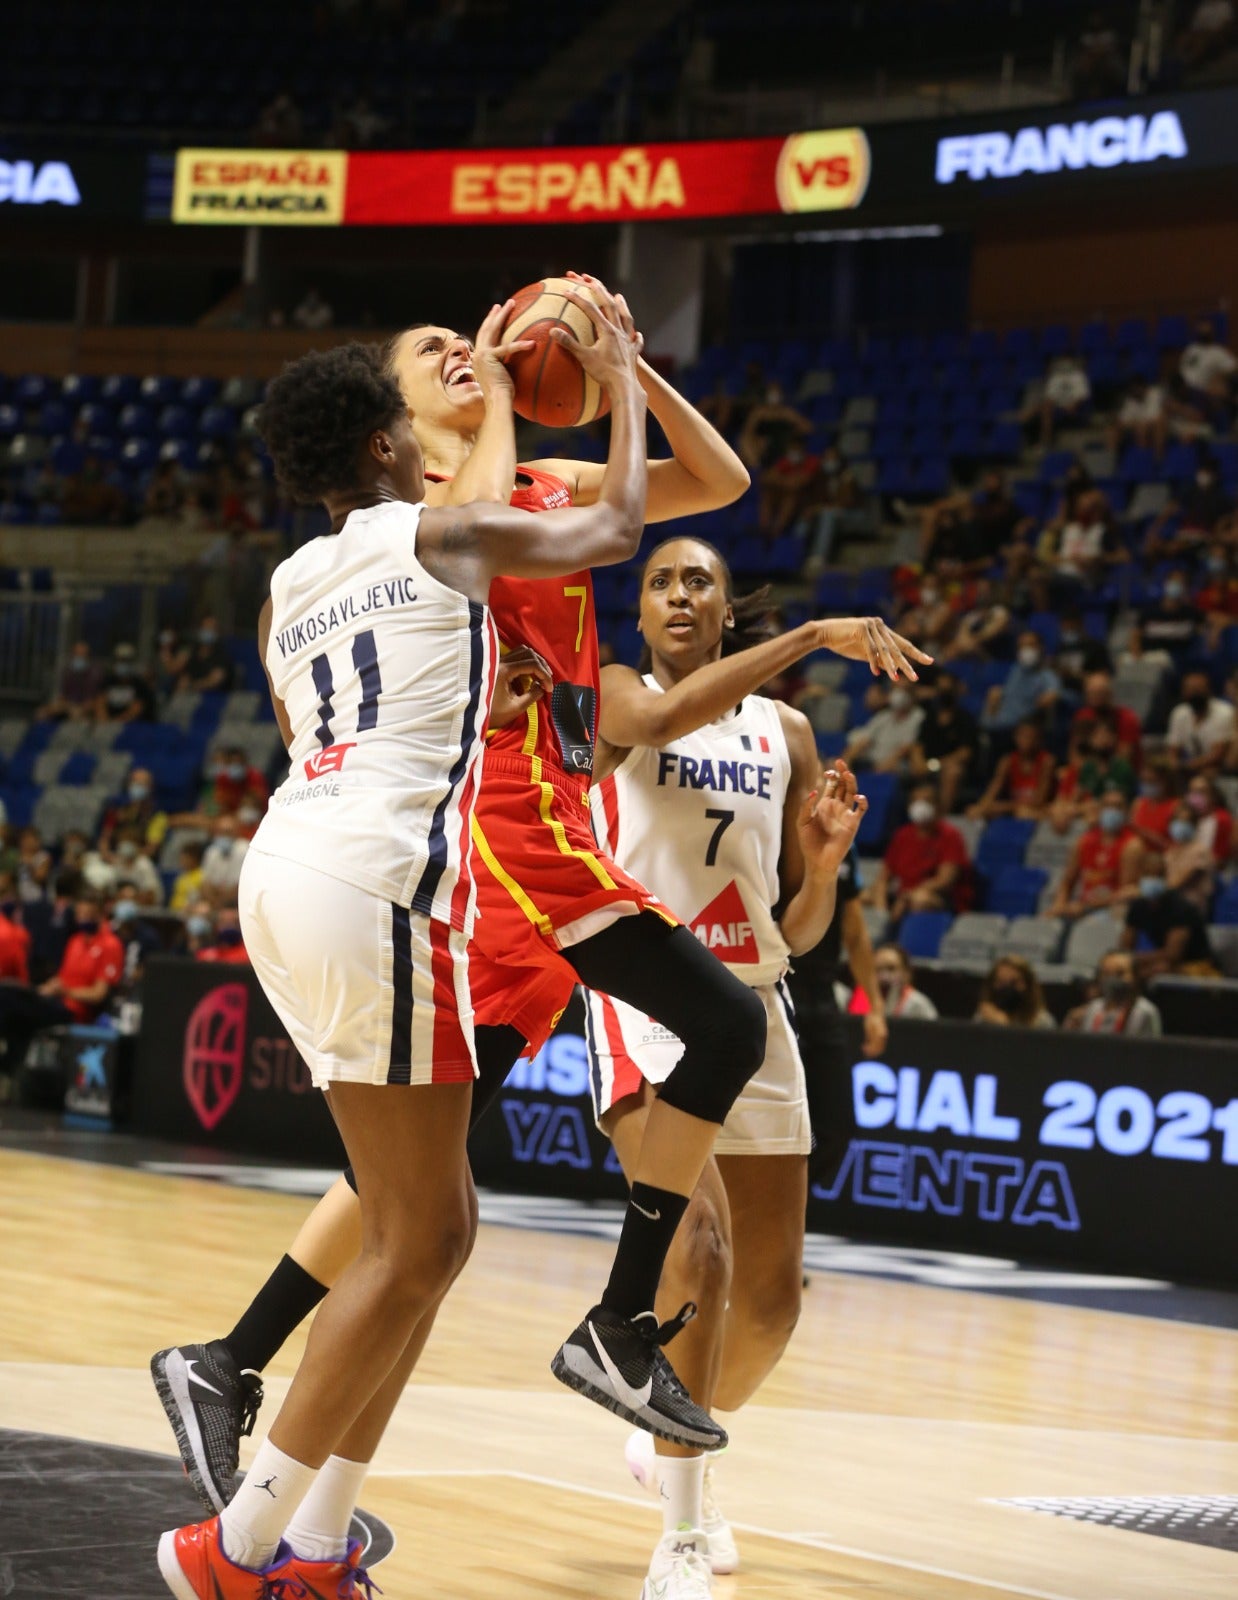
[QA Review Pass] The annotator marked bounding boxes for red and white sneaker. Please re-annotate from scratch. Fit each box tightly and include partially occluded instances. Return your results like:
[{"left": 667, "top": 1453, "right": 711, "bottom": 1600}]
[
  {"left": 282, "top": 1539, "right": 381, "bottom": 1598},
  {"left": 157, "top": 1515, "right": 293, "bottom": 1599}
]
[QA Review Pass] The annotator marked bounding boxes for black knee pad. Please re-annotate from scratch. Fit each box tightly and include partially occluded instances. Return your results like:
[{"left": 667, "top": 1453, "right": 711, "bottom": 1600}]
[
  {"left": 658, "top": 978, "right": 767, "bottom": 1125},
  {"left": 343, "top": 1165, "right": 358, "bottom": 1194}
]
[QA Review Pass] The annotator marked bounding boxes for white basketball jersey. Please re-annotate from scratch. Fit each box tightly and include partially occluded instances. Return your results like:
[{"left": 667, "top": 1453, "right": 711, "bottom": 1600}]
[
  {"left": 591, "top": 680, "right": 792, "bottom": 985},
  {"left": 253, "top": 500, "right": 497, "bottom": 933}
]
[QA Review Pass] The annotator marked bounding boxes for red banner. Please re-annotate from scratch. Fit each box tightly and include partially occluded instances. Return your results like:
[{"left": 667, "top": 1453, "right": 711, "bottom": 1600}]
[{"left": 344, "top": 129, "right": 870, "bottom": 226}]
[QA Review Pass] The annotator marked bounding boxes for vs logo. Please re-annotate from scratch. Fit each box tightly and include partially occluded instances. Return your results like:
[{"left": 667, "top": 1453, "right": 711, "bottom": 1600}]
[
  {"left": 305, "top": 742, "right": 355, "bottom": 781},
  {"left": 183, "top": 983, "right": 248, "bottom": 1131},
  {"left": 775, "top": 128, "right": 872, "bottom": 213}
]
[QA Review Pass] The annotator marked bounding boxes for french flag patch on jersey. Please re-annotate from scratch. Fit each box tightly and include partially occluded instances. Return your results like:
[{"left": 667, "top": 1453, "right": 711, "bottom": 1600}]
[{"left": 738, "top": 734, "right": 770, "bottom": 754}]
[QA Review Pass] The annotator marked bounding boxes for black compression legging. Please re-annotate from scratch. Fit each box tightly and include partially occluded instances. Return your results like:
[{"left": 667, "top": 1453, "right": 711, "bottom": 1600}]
[{"left": 343, "top": 913, "right": 767, "bottom": 1192}]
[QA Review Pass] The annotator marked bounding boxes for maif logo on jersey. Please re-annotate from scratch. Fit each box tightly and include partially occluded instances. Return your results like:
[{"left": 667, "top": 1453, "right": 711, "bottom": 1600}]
[
  {"left": 690, "top": 881, "right": 758, "bottom": 964},
  {"left": 183, "top": 983, "right": 248, "bottom": 1131}
]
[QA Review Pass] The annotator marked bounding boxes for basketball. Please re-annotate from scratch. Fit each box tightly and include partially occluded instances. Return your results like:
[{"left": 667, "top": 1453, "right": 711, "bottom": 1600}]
[{"left": 503, "top": 276, "right": 612, "bottom": 428}]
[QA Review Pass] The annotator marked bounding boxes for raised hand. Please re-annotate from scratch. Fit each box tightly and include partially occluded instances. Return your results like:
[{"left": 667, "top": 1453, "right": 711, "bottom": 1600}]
[
  {"left": 818, "top": 617, "right": 934, "bottom": 682},
  {"left": 488, "top": 645, "right": 553, "bottom": 730},
  {"left": 566, "top": 271, "right": 644, "bottom": 357},
  {"left": 472, "top": 298, "right": 534, "bottom": 400},
  {"left": 551, "top": 283, "right": 642, "bottom": 399},
  {"left": 797, "top": 758, "right": 868, "bottom": 877}
]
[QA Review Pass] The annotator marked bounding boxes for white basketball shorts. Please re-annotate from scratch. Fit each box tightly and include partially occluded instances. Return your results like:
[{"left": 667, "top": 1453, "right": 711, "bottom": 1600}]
[
  {"left": 583, "top": 977, "right": 811, "bottom": 1157},
  {"left": 238, "top": 848, "right": 477, "bottom": 1090}
]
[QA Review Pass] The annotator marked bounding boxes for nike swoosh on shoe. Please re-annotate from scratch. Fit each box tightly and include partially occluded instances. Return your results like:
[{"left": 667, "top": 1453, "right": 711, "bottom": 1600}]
[{"left": 588, "top": 1320, "right": 653, "bottom": 1411}]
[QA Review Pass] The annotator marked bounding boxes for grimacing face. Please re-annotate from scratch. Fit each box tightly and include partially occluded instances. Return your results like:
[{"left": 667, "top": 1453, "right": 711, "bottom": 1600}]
[{"left": 387, "top": 325, "right": 482, "bottom": 432}]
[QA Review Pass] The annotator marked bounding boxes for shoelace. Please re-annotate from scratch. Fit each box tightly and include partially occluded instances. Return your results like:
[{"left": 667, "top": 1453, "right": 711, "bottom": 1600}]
[
  {"left": 650, "top": 1302, "right": 698, "bottom": 1347},
  {"left": 238, "top": 1372, "right": 265, "bottom": 1439},
  {"left": 266, "top": 1566, "right": 382, "bottom": 1600},
  {"left": 669, "top": 1542, "right": 712, "bottom": 1593}
]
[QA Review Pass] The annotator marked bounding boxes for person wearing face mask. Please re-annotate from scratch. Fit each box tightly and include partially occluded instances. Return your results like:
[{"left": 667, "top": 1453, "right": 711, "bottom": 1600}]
[
  {"left": 181, "top": 900, "right": 216, "bottom": 957},
  {"left": 111, "top": 887, "right": 162, "bottom": 983},
  {"left": 1128, "top": 756, "right": 1180, "bottom": 851},
  {"left": 842, "top": 681, "right": 925, "bottom": 776},
  {"left": 1029, "top": 356, "right": 1091, "bottom": 447},
  {"left": 201, "top": 814, "right": 249, "bottom": 902},
  {"left": 1048, "top": 786, "right": 1141, "bottom": 919},
  {"left": 94, "top": 641, "right": 156, "bottom": 724},
  {"left": 1177, "top": 317, "right": 1236, "bottom": 426},
  {"left": 1064, "top": 950, "right": 1161, "bottom": 1036},
  {"left": 1052, "top": 714, "right": 1136, "bottom": 832},
  {"left": 1069, "top": 669, "right": 1142, "bottom": 764},
  {"left": 969, "top": 717, "right": 1054, "bottom": 821},
  {"left": 736, "top": 381, "right": 813, "bottom": 473},
  {"left": 980, "top": 630, "right": 1061, "bottom": 740},
  {"left": 195, "top": 904, "right": 250, "bottom": 966},
  {"left": 975, "top": 956, "right": 1055, "bottom": 1029},
  {"left": 176, "top": 615, "right": 236, "bottom": 694},
  {"left": 111, "top": 825, "right": 166, "bottom": 906},
  {"left": 1146, "top": 455, "right": 1237, "bottom": 562},
  {"left": 1133, "top": 571, "right": 1204, "bottom": 663},
  {"left": 35, "top": 640, "right": 104, "bottom": 722},
  {"left": 1161, "top": 801, "right": 1218, "bottom": 913},
  {"left": 868, "top": 780, "right": 971, "bottom": 922},
  {"left": 758, "top": 437, "right": 821, "bottom": 542},
  {"left": 100, "top": 766, "right": 168, "bottom": 858},
  {"left": 1197, "top": 543, "right": 1238, "bottom": 651},
  {"left": 1184, "top": 774, "right": 1235, "bottom": 862},
  {"left": 1122, "top": 856, "right": 1218, "bottom": 979},
  {"left": 169, "top": 745, "right": 271, "bottom": 831},
  {"left": 1166, "top": 671, "right": 1236, "bottom": 776},
  {"left": 170, "top": 842, "right": 207, "bottom": 914},
  {"left": 938, "top": 575, "right": 1012, "bottom": 665},
  {"left": 910, "top": 674, "right": 978, "bottom": 815},
  {"left": 0, "top": 889, "right": 125, "bottom": 1065},
  {"left": 871, "top": 943, "right": 937, "bottom": 1020},
  {"left": 1054, "top": 608, "right": 1113, "bottom": 696}
]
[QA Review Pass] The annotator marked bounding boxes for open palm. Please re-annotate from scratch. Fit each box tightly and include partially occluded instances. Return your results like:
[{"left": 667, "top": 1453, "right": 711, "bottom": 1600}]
[{"left": 798, "top": 758, "right": 868, "bottom": 875}]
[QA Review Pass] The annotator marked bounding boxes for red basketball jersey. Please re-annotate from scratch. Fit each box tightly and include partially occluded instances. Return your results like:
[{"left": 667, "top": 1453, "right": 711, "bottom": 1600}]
[{"left": 429, "top": 465, "right": 600, "bottom": 780}]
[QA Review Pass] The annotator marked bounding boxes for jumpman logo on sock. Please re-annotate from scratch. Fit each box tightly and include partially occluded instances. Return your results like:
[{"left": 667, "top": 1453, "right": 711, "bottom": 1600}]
[{"left": 256, "top": 1476, "right": 278, "bottom": 1498}]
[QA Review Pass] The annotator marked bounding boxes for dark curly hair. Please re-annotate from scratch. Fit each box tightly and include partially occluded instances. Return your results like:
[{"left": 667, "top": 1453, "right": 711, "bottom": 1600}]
[
  {"left": 638, "top": 535, "right": 777, "bottom": 672},
  {"left": 257, "top": 342, "right": 406, "bottom": 502}
]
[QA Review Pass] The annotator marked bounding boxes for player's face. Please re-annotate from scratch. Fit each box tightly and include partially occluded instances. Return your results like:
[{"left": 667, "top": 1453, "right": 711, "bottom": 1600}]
[
  {"left": 639, "top": 540, "right": 733, "bottom": 666},
  {"left": 389, "top": 325, "right": 483, "bottom": 433},
  {"left": 384, "top": 408, "right": 426, "bottom": 503}
]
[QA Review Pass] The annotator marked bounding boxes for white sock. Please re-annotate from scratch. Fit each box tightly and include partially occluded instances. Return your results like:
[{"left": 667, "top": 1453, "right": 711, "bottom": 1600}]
[
  {"left": 657, "top": 1452, "right": 705, "bottom": 1536},
  {"left": 219, "top": 1440, "right": 317, "bottom": 1569},
  {"left": 284, "top": 1454, "right": 369, "bottom": 1564}
]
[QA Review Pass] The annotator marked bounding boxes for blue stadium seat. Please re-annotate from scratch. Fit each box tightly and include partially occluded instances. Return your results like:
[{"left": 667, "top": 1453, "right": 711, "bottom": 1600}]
[
  {"left": 878, "top": 458, "right": 914, "bottom": 496},
  {"left": 855, "top": 771, "right": 900, "bottom": 849},
  {"left": 1155, "top": 314, "right": 1190, "bottom": 350},
  {"left": 967, "top": 330, "right": 1000, "bottom": 360},
  {"left": 159, "top": 438, "right": 196, "bottom": 466},
  {"left": 14, "top": 374, "right": 51, "bottom": 405},
  {"left": 121, "top": 437, "right": 157, "bottom": 470},
  {"left": 61, "top": 374, "right": 101, "bottom": 404},
  {"left": 1213, "top": 881, "right": 1238, "bottom": 925},
  {"left": 1114, "top": 317, "right": 1150, "bottom": 351},
  {"left": 0, "top": 405, "right": 19, "bottom": 438},
  {"left": 140, "top": 376, "right": 180, "bottom": 407},
  {"left": 1038, "top": 449, "right": 1076, "bottom": 482},
  {"left": 118, "top": 403, "right": 155, "bottom": 436},
  {"left": 985, "top": 421, "right": 1023, "bottom": 460},
  {"left": 1038, "top": 324, "right": 1072, "bottom": 357},
  {"left": 180, "top": 376, "right": 220, "bottom": 407},
  {"left": 100, "top": 375, "right": 140, "bottom": 406},
  {"left": 157, "top": 405, "right": 196, "bottom": 437},
  {"left": 1119, "top": 445, "right": 1159, "bottom": 483},
  {"left": 911, "top": 391, "right": 946, "bottom": 423},
  {"left": 1077, "top": 319, "right": 1111, "bottom": 355},
  {"left": 985, "top": 864, "right": 1048, "bottom": 917},
  {"left": 77, "top": 402, "right": 115, "bottom": 435},
  {"left": 815, "top": 572, "right": 855, "bottom": 611},
  {"left": 899, "top": 911, "right": 953, "bottom": 959},
  {"left": 38, "top": 400, "right": 72, "bottom": 434},
  {"left": 976, "top": 816, "right": 1036, "bottom": 873},
  {"left": 947, "top": 421, "right": 984, "bottom": 457},
  {"left": 1161, "top": 439, "right": 1199, "bottom": 481},
  {"left": 58, "top": 751, "right": 96, "bottom": 786},
  {"left": 909, "top": 459, "right": 950, "bottom": 496},
  {"left": 1001, "top": 327, "right": 1036, "bottom": 359}
]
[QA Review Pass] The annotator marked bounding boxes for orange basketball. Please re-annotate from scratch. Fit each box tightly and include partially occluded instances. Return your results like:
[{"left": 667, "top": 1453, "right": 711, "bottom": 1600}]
[{"left": 503, "top": 276, "right": 612, "bottom": 428}]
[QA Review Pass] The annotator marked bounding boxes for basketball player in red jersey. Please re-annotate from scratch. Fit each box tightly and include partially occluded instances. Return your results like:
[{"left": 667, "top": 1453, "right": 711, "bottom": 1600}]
[{"left": 153, "top": 278, "right": 925, "bottom": 1540}]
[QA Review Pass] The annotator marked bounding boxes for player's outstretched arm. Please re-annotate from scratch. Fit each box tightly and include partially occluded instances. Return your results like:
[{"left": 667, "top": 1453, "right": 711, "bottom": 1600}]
[
  {"left": 419, "top": 290, "right": 648, "bottom": 586},
  {"left": 529, "top": 271, "right": 751, "bottom": 522},
  {"left": 598, "top": 617, "right": 932, "bottom": 752},
  {"left": 432, "top": 300, "right": 531, "bottom": 508}
]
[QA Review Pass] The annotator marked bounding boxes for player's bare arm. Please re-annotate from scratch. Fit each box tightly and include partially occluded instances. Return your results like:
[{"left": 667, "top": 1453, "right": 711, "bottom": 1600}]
[
  {"left": 257, "top": 596, "right": 293, "bottom": 751},
  {"left": 531, "top": 270, "right": 751, "bottom": 522},
  {"left": 598, "top": 616, "right": 932, "bottom": 755},
  {"left": 430, "top": 300, "right": 533, "bottom": 508},
  {"left": 775, "top": 711, "right": 866, "bottom": 956}
]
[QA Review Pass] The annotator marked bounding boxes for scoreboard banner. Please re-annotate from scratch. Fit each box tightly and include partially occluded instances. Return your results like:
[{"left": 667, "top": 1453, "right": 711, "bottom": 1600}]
[
  {"left": 134, "top": 959, "right": 1237, "bottom": 1285},
  {"left": 0, "top": 144, "right": 148, "bottom": 219}
]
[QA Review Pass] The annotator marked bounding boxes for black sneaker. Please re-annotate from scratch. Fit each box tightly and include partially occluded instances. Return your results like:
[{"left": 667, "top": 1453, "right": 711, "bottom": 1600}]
[
  {"left": 150, "top": 1339, "right": 264, "bottom": 1515},
  {"left": 551, "top": 1303, "right": 728, "bottom": 1452}
]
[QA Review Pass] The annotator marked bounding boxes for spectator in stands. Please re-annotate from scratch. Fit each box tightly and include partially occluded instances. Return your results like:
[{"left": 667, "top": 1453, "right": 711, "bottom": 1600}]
[
  {"left": 696, "top": 377, "right": 738, "bottom": 439},
  {"left": 1070, "top": 669, "right": 1142, "bottom": 762},
  {"left": 1027, "top": 356, "right": 1091, "bottom": 446},
  {"left": 1064, "top": 950, "right": 1162, "bottom": 1036},
  {"left": 1162, "top": 798, "right": 1220, "bottom": 913},
  {"left": 183, "top": 900, "right": 216, "bottom": 957},
  {"left": 177, "top": 617, "right": 235, "bottom": 693},
  {"left": 0, "top": 887, "right": 124, "bottom": 1060},
  {"left": 894, "top": 567, "right": 958, "bottom": 659},
  {"left": 974, "top": 956, "right": 1055, "bottom": 1029},
  {"left": 1185, "top": 772, "right": 1234, "bottom": 862},
  {"left": 95, "top": 642, "right": 156, "bottom": 723},
  {"left": 111, "top": 885, "right": 162, "bottom": 984},
  {"left": 1048, "top": 786, "right": 1141, "bottom": 918},
  {"left": 1110, "top": 377, "right": 1167, "bottom": 457},
  {"left": 1166, "top": 670, "right": 1236, "bottom": 773},
  {"left": 111, "top": 826, "right": 165, "bottom": 906},
  {"left": 980, "top": 629, "right": 1061, "bottom": 739},
  {"left": 142, "top": 460, "right": 183, "bottom": 519},
  {"left": 800, "top": 446, "right": 861, "bottom": 573},
  {"left": 939, "top": 575, "right": 1012, "bottom": 663},
  {"left": 333, "top": 91, "right": 388, "bottom": 148},
  {"left": 61, "top": 452, "right": 128, "bottom": 525},
  {"left": 201, "top": 814, "right": 249, "bottom": 904},
  {"left": 1175, "top": 0, "right": 1237, "bottom": 67},
  {"left": 918, "top": 501, "right": 985, "bottom": 576},
  {"left": 1054, "top": 607, "right": 1113, "bottom": 695},
  {"left": 292, "top": 286, "right": 335, "bottom": 332},
  {"left": 195, "top": 904, "right": 250, "bottom": 965},
  {"left": 866, "top": 780, "right": 970, "bottom": 922},
  {"left": 758, "top": 437, "right": 820, "bottom": 541},
  {"left": 1196, "top": 541, "right": 1238, "bottom": 649},
  {"left": 34, "top": 641, "right": 104, "bottom": 722},
  {"left": 872, "top": 944, "right": 938, "bottom": 1020},
  {"left": 169, "top": 841, "right": 206, "bottom": 914},
  {"left": 1046, "top": 486, "right": 1124, "bottom": 592},
  {"left": 0, "top": 871, "right": 31, "bottom": 982},
  {"left": 14, "top": 827, "right": 52, "bottom": 904},
  {"left": 253, "top": 89, "right": 304, "bottom": 145},
  {"left": 969, "top": 717, "right": 1054, "bottom": 821},
  {"left": 1072, "top": 9, "right": 1126, "bottom": 98},
  {"left": 736, "top": 383, "right": 812, "bottom": 471},
  {"left": 1123, "top": 861, "right": 1218, "bottom": 978},
  {"left": 908, "top": 674, "right": 977, "bottom": 816},
  {"left": 1133, "top": 571, "right": 1204, "bottom": 663},
  {"left": 21, "top": 867, "right": 80, "bottom": 985},
  {"left": 1146, "top": 451, "right": 1236, "bottom": 560},
  {"left": 1176, "top": 316, "right": 1236, "bottom": 425},
  {"left": 1129, "top": 756, "right": 1180, "bottom": 852},
  {"left": 842, "top": 683, "right": 924, "bottom": 775},
  {"left": 100, "top": 768, "right": 167, "bottom": 858},
  {"left": 156, "top": 628, "right": 190, "bottom": 697}
]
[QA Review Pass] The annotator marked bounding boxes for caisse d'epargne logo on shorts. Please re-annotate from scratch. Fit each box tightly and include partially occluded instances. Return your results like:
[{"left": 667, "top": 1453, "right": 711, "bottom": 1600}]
[
  {"left": 775, "top": 128, "right": 871, "bottom": 212},
  {"left": 183, "top": 983, "right": 248, "bottom": 1131}
]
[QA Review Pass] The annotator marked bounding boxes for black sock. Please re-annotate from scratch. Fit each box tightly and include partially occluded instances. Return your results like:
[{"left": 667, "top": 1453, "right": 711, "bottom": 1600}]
[
  {"left": 223, "top": 1254, "right": 329, "bottom": 1374},
  {"left": 600, "top": 1182, "right": 690, "bottom": 1320}
]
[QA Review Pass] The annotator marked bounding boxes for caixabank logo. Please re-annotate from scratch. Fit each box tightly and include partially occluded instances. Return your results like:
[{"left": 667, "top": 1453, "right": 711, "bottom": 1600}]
[{"left": 775, "top": 128, "right": 871, "bottom": 213}]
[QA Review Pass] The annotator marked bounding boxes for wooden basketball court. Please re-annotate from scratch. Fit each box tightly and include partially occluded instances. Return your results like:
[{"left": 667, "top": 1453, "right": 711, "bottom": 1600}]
[{"left": 3, "top": 1139, "right": 1238, "bottom": 1598}]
